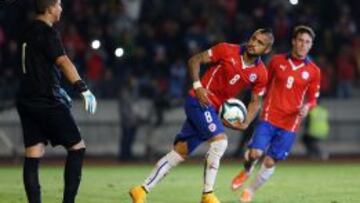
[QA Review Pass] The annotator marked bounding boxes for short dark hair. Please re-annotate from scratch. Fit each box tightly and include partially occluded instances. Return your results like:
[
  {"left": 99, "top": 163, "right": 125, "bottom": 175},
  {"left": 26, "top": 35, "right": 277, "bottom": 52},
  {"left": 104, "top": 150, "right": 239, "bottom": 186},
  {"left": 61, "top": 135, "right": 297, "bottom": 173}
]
[
  {"left": 292, "top": 25, "right": 315, "bottom": 40},
  {"left": 34, "top": 0, "right": 57, "bottom": 14},
  {"left": 254, "top": 28, "right": 275, "bottom": 46}
]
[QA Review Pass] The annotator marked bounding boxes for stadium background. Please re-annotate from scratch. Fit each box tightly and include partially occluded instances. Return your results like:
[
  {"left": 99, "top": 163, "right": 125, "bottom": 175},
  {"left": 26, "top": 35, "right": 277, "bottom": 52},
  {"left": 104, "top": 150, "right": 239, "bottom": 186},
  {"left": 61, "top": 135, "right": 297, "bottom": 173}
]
[
  {"left": 0, "top": 0, "right": 359, "bottom": 158},
  {"left": 0, "top": 1, "right": 360, "bottom": 202}
]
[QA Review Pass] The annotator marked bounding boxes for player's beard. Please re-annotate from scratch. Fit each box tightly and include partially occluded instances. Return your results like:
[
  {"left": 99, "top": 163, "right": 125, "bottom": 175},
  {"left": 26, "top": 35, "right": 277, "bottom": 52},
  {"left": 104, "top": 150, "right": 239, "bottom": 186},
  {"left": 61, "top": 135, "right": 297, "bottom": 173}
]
[{"left": 245, "top": 51, "right": 261, "bottom": 59}]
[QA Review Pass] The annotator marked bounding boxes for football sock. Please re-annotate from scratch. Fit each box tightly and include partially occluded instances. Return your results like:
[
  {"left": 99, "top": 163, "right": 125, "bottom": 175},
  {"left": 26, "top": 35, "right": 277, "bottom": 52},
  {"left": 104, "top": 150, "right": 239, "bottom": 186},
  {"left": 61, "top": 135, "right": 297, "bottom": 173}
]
[
  {"left": 248, "top": 163, "right": 275, "bottom": 192},
  {"left": 63, "top": 148, "right": 85, "bottom": 203},
  {"left": 143, "top": 150, "right": 184, "bottom": 192},
  {"left": 23, "top": 157, "right": 41, "bottom": 203},
  {"left": 203, "top": 139, "right": 228, "bottom": 193}
]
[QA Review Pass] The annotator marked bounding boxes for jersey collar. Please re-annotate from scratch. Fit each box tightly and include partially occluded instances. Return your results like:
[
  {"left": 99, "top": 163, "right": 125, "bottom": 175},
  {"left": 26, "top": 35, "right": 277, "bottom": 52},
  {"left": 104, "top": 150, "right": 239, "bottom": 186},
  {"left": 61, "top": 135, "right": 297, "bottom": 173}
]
[
  {"left": 286, "top": 53, "right": 311, "bottom": 71},
  {"left": 286, "top": 53, "right": 311, "bottom": 65},
  {"left": 240, "top": 45, "right": 261, "bottom": 68}
]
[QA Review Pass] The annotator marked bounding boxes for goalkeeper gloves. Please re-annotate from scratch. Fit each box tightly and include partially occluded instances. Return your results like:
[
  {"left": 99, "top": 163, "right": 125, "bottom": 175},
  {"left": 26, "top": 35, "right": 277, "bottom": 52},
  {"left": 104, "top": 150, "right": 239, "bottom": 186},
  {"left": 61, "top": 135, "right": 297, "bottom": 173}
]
[
  {"left": 73, "top": 80, "right": 97, "bottom": 115},
  {"left": 81, "top": 90, "right": 97, "bottom": 114}
]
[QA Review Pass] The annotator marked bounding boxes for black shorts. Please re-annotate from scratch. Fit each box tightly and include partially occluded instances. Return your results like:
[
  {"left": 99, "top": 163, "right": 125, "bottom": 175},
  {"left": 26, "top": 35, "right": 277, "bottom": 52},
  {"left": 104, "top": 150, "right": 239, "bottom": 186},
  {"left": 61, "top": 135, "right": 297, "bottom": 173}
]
[{"left": 16, "top": 103, "right": 82, "bottom": 148}]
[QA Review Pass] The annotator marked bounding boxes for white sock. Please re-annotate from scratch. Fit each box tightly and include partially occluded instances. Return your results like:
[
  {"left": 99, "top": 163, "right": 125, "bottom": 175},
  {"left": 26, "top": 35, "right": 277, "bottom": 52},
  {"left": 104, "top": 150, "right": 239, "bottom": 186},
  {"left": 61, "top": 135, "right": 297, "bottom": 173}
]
[
  {"left": 143, "top": 150, "right": 184, "bottom": 191},
  {"left": 203, "top": 139, "right": 228, "bottom": 193},
  {"left": 248, "top": 163, "right": 275, "bottom": 192}
]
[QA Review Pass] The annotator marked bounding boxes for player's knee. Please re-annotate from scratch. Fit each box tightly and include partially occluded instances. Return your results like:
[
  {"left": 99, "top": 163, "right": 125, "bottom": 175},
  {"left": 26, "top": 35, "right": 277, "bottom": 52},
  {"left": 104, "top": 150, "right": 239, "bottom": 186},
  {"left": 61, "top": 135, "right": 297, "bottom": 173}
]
[
  {"left": 206, "top": 139, "right": 228, "bottom": 166},
  {"left": 209, "top": 133, "right": 227, "bottom": 142},
  {"left": 174, "top": 141, "right": 189, "bottom": 158},
  {"left": 246, "top": 149, "right": 263, "bottom": 160},
  {"left": 25, "top": 143, "right": 45, "bottom": 158},
  {"left": 68, "top": 140, "right": 86, "bottom": 151},
  {"left": 165, "top": 150, "right": 184, "bottom": 167},
  {"left": 263, "top": 156, "right": 277, "bottom": 168},
  {"left": 209, "top": 139, "right": 228, "bottom": 157}
]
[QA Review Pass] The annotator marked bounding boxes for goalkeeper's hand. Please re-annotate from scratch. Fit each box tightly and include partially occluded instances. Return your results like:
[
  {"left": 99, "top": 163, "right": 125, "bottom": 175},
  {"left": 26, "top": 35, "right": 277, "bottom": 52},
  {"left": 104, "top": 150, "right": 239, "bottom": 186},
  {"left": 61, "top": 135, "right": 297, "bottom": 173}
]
[{"left": 81, "top": 90, "right": 97, "bottom": 114}]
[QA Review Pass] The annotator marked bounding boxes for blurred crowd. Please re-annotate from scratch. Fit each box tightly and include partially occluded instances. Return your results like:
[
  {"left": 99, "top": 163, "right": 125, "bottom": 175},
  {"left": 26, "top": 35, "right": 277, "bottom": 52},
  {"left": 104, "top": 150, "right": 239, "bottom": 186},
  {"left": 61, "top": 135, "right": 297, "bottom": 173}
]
[{"left": 1, "top": 0, "right": 360, "bottom": 108}]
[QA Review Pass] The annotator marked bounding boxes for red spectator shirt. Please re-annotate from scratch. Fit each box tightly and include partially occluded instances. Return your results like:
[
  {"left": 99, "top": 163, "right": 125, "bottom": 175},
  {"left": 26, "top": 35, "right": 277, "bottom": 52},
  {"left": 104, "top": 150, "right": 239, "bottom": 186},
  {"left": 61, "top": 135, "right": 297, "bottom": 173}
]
[
  {"left": 261, "top": 54, "right": 321, "bottom": 132},
  {"left": 189, "top": 43, "right": 268, "bottom": 111}
]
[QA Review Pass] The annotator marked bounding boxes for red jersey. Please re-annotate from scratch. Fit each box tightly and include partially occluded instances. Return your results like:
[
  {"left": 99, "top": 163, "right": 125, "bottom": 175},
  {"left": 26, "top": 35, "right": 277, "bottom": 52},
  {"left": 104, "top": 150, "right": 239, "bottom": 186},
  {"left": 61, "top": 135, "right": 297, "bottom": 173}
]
[
  {"left": 261, "top": 54, "right": 321, "bottom": 132},
  {"left": 189, "top": 43, "right": 268, "bottom": 111}
]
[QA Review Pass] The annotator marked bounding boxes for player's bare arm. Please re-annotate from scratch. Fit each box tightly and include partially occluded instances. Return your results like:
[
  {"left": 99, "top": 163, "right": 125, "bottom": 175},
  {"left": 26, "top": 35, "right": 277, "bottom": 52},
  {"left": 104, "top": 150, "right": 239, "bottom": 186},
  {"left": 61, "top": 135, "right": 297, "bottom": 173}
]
[
  {"left": 56, "top": 55, "right": 97, "bottom": 114},
  {"left": 188, "top": 51, "right": 213, "bottom": 106},
  {"left": 244, "top": 93, "right": 262, "bottom": 126},
  {"left": 221, "top": 118, "right": 238, "bottom": 130},
  {"left": 225, "top": 93, "right": 261, "bottom": 130},
  {"left": 300, "top": 68, "right": 321, "bottom": 118},
  {"left": 56, "top": 55, "right": 81, "bottom": 83}
]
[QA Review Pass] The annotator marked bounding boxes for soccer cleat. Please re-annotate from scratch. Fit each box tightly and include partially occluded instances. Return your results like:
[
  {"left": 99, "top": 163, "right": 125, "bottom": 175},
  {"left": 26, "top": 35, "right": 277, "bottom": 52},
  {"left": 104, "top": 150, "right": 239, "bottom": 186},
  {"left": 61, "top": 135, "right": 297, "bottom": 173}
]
[
  {"left": 231, "top": 170, "right": 249, "bottom": 190},
  {"left": 239, "top": 189, "right": 253, "bottom": 203},
  {"left": 129, "top": 185, "right": 147, "bottom": 203},
  {"left": 201, "top": 192, "right": 221, "bottom": 203}
]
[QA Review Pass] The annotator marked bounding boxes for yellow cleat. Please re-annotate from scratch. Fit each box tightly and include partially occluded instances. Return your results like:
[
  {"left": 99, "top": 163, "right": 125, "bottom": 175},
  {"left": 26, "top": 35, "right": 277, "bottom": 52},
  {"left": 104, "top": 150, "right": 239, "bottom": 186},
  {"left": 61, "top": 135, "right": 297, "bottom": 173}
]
[
  {"left": 201, "top": 192, "right": 221, "bottom": 203},
  {"left": 129, "top": 185, "right": 147, "bottom": 203},
  {"left": 239, "top": 189, "right": 253, "bottom": 203}
]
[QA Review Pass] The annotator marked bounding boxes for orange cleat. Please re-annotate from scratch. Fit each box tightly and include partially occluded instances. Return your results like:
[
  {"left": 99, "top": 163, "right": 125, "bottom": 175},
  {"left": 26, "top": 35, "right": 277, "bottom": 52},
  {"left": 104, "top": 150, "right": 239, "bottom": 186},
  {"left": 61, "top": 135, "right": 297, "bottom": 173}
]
[
  {"left": 239, "top": 189, "right": 253, "bottom": 203},
  {"left": 231, "top": 171, "right": 249, "bottom": 191}
]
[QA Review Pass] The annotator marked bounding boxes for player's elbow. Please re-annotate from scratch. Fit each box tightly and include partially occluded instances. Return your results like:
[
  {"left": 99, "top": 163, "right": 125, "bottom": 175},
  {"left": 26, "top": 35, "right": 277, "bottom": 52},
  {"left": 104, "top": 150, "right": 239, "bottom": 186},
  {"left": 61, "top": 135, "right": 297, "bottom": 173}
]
[
  {"left": 56, "top": 55, "right": 77, "bottom": 72},
  {"left": 187, "top": 55, "right": 198, "bottom": 67},
  {"left": 56, "top": 55, "right": 70, "bottom": 70},
  {"left": 55, "top": 55, "right": 67, "bottom": 65},
  {"left": 188, "top": 52, "right": 205, "bottom": 66}
]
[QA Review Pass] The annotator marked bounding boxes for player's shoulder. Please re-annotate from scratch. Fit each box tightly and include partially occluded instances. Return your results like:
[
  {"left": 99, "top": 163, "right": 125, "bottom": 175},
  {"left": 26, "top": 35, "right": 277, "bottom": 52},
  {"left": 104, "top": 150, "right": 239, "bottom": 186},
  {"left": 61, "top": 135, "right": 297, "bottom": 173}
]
[
  {"left": 28, "top": 23, "right": 57, "bottom": 47},
  {"left": 269, "top": 53, "right": 287, "bottom": 62},
  {"left": 213, "top": 42, "right": 239, "bottom": 52},
  {"left": 215, "top": 42, "right": 239, "bottom": 48},
  {"left": 307, "top": 58, "right": 321, "bottom": 74},
  {"left": 28, "top": 20, "right": 57, "bottom": 39},
  {"left": 256, "top": 61, "right": 268, "bottom": 76}
]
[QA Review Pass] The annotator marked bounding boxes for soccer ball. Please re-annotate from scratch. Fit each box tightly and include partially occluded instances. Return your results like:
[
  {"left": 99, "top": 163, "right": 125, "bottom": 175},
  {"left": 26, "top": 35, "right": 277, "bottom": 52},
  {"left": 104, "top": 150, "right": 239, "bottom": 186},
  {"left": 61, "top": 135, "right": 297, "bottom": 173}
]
[{"left": 219, "top": 98, "right": 247, "bottom": 124}]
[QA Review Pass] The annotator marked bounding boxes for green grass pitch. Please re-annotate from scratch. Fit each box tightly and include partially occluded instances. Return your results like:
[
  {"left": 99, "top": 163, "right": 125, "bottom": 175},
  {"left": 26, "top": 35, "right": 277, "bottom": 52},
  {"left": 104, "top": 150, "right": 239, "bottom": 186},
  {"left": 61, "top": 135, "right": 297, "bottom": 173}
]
[{"left": 0, "top": 162, "right": 359, "bottom": 203}]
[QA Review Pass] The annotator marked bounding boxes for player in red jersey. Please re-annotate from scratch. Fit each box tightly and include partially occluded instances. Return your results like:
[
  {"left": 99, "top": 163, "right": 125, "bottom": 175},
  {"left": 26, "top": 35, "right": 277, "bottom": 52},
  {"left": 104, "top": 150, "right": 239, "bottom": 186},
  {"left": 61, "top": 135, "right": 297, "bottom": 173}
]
[
  {"left": 129, "top": 28, "right": 274, "bottom": 203},
  {"left": 231, "top": 25, "right": 321, "bottom": 202}
]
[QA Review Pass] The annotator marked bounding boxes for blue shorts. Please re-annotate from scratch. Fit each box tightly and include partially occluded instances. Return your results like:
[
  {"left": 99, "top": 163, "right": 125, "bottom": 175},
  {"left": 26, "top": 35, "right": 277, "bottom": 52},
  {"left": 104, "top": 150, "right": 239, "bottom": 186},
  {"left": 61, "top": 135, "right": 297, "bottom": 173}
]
[
  {"left": 174, "top": 96, "right": 225, "bottom": 154},
  {"left": 248, "top": 121, "right": 296, "bottom": 160}
]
